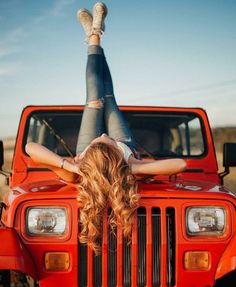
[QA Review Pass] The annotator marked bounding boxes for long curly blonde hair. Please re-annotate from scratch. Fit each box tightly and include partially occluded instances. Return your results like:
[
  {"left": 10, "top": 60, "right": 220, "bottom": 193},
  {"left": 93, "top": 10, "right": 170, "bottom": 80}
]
[{"left": 76, "top": 142, "right": 139, "bottom": 254}]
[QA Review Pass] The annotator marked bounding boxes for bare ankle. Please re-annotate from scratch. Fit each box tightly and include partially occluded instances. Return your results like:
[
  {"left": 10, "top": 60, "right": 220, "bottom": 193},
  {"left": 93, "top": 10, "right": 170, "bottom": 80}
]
[{"left": 89, "top": 34, "right": 100, "bottom": 46}]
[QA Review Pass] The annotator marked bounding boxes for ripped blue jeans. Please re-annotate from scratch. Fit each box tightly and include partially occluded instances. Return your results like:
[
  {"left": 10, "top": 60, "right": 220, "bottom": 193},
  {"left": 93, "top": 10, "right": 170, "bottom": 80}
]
[{"left": 76, "top": 45, "right": 136, "bottom": 153}]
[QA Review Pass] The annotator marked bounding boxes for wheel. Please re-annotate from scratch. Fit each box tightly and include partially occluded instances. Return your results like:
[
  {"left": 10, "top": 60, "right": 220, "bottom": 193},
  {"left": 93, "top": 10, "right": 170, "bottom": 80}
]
[
  {"left": 214, "top": 270, "right": 236, "bottom": 287},
  {"left": 0, "top": 270, "right": 10, "bottom": 287}
]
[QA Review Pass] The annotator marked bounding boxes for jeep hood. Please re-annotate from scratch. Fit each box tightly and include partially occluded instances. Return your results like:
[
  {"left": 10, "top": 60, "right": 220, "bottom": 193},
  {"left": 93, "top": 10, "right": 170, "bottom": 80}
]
[{"left": 4, "top": 177, "right": 236, "bottom": 206}]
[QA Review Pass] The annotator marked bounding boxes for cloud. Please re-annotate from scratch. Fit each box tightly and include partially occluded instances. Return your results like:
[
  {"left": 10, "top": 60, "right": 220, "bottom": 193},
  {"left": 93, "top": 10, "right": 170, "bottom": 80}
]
[
  {"left": 0, "top": 25, "right": 28, "bottom": 75},
  {"left": 2, "top": 27, "right": 26, "bottom": 45},
  {"left": 0, "top": 0, "right": 76, "bottom": 75},
  {"left": 0, "top": 29, "right": 25, "bottom": 75},
  {"left": 1, "top": 0, "right": 75, "bottom": 57},
  {"left": 0, "top": 47, "right": 18, "bottom": 57},
  {"left": 0, "top": 62, "right": 23, "bottom": 76},
  {"left": 0, "top": 27, "right": 26, "bottom": 58},
  {"left": 51, "top": 0, "right": 76, "bottom": 17},
  {"left": 34, "top": 0, "right": 76, "bottom": 24}
]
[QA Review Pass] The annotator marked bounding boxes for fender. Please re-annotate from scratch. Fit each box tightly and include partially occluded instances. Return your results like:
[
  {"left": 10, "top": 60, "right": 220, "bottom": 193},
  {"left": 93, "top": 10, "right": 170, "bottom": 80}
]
[
  {"left": 0, "top": 227, "right": 37, "bottom": 279},
  {"left": 215, "top": 232, "right": 236, "bottom": 280}
]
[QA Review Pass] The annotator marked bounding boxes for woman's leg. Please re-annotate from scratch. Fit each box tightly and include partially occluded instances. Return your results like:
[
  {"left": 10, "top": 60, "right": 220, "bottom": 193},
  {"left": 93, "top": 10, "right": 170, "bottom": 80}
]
[
  {"left": 76, "top": 38, "right": 105, "bottom": 153},
  {"left": 76, "top": 6, "right": 136, "bottom": 152},
  {"left": 102, "top": 52, "right": 136, "bottom": 149}
]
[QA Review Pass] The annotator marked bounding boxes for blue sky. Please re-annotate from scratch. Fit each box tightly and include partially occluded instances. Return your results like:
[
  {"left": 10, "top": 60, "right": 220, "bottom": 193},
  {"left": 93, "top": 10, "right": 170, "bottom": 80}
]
[{"left": 0, "top": 0, "right": 236, "bottom": 138}]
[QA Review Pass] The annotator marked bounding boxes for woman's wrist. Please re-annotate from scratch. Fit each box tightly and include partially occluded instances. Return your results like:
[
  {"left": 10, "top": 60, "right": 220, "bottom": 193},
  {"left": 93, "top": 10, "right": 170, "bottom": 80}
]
[
  {"left": 60, "top": 158, "right": 78, "bottom": 173},
  {"left": 60, "top": 158, "right": 66, "bottom": 169}
]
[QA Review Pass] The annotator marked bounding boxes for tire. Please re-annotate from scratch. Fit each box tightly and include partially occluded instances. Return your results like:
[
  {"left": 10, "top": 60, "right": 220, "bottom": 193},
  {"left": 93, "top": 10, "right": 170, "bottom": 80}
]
[
  {"left": 214, "top": 270, "right": 236, "bottom": 287},
  {"left": 0, "top": 270, "right": 10, "bottom": 287}
]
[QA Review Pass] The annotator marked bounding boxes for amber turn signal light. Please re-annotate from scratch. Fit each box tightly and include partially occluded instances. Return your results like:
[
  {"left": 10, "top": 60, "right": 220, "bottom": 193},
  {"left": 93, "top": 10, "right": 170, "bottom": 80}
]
[
  {"left": 45, "top": 252, "right": 70, "bottom": 270},
  {"left": 184, "top": 251, "right": 210, "bottom": 270}
]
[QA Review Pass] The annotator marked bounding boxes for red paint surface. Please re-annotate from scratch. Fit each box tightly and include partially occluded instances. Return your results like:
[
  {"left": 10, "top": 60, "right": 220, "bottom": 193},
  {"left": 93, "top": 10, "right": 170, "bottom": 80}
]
[{"left": 0, "top": 105, "right": 236, "bottom": 286}]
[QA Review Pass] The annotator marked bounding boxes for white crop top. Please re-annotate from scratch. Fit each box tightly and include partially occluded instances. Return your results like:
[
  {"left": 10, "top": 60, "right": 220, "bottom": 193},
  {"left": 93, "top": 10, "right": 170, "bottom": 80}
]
[{"left": 116, "top": 141, "right": 133, "bottom": 163}]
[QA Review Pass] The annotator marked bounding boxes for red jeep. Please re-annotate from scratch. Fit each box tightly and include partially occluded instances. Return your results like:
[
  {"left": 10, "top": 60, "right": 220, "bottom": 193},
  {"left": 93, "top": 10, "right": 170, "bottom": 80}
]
[{"left": 0, "top": 105, "right": 236, "bottom": 287}]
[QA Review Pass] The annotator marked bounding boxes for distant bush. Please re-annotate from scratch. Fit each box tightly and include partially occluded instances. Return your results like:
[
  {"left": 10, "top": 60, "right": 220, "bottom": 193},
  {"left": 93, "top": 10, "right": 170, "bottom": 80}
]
[{"left": 212, "top": 127, "right": 236, "bottom": 151}]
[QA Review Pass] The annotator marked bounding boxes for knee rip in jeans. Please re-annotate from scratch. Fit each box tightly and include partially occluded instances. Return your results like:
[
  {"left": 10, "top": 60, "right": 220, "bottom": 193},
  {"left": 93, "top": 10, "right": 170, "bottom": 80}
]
[{"left": 87, "top": 99, "right": 104, "bottom": 109}]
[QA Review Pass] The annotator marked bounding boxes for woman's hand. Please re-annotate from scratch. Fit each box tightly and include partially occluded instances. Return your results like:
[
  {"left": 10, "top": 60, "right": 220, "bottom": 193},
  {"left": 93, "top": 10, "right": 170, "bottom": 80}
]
[{"left": 62, "top": 159, "right": 79, "bottom": 174}]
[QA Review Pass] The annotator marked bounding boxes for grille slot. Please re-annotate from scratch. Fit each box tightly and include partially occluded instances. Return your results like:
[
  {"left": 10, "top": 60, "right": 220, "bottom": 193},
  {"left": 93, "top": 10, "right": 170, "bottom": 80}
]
[
  {"left": 166, "top": 207, "right": 176, "bottom": 286},
  {"left": 152, "top": 208, "right": 161, "bottom": 286},
  {"left": 138, "top": 207, "right": 147, "bottom": 286},
  {"left": 123, "top": 237, "right": 131, "bottom": 286},
  {"left": 93, "top": 238, "right": 102, "bottom": 287},
  {"left": 108, "top": 226, "right": 117, "bottom": 286},
  {"left": 78, "top": 244, "right": 87, "bottom": 287}
]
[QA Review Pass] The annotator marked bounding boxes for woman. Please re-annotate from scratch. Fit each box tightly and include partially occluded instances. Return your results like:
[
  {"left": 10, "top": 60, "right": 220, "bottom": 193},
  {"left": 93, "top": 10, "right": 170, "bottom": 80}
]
[{"left": 26, "top": 2, "right": 186, "bottom": 254}]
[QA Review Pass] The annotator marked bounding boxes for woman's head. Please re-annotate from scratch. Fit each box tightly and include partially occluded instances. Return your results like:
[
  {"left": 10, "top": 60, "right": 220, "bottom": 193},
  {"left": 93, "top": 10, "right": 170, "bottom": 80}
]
[
  {"left": 78, "top": 133, "right": 118, "bottom": 160},
  {"left": 77, "top": 142, "right": 139, "bottom": 254},
  {"left": 91, "top": 133, "right": 118, "bottom": 148}
]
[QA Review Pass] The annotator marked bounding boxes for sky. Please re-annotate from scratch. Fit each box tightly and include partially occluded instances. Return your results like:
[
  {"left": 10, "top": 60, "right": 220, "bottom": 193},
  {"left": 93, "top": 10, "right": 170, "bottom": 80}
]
[{"left": 0, "top": 0, "right": 236, "bottom": 138}]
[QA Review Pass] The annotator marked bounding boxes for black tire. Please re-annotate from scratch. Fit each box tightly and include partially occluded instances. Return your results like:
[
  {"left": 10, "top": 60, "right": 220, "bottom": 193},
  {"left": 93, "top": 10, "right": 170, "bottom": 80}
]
[
  {"left": 0, "top": 270, "right": 10, "bottom": 287},
  {"left": 214, "top": 270, "right": 236, "bottom": 287}
]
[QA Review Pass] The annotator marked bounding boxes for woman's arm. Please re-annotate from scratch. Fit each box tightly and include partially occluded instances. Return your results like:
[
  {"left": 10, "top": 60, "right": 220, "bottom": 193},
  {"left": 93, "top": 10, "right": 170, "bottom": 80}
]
[
  {"left": 25, "top": 142, "right": 79, "bottom": 182},
  {"left": 129, "top": 156, "right": 186, "bottom": 175}
]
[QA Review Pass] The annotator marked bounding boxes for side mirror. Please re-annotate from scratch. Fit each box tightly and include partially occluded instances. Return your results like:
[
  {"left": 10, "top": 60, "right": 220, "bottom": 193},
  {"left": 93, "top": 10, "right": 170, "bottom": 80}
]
[
  {"left": 223, "top": 143, "right": 236, "bottom": 168},
  {"left": 0, "top": 140, "right": 4, "bottom": 170},
  {"left": 220, "top": 143, "right": 236, "bottom": 185}
]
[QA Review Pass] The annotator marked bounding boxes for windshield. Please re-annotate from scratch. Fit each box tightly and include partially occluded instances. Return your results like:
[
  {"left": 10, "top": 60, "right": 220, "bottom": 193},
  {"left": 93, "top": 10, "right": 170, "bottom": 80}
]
[{"left": 24, "top": 110, "right": 206, "bottom": 158}]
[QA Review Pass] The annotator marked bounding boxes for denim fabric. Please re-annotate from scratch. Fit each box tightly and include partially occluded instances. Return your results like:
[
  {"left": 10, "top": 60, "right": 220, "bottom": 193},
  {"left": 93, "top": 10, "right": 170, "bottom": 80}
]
[{"left": 76, "top": 45, "right": 136, "bottom": 153}]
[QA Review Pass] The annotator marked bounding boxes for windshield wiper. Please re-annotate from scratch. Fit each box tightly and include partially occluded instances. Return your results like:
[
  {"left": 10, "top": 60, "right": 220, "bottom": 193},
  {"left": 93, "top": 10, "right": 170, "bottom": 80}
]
[
  {"left": 136, "top": 141, "right": 157, "bottom": 160},
  {"left": 34, "top": 116, "right": 74, "bottom": 158}
]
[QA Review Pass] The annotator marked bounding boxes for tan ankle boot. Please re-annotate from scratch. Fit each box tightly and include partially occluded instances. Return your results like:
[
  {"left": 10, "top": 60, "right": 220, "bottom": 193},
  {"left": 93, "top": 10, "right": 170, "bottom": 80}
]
[
  {"left": 92, "top": 2, "right": 107, "bottom": 36},
  {"left": 77, "top": 8, "right": 93, "bottom": 39}
]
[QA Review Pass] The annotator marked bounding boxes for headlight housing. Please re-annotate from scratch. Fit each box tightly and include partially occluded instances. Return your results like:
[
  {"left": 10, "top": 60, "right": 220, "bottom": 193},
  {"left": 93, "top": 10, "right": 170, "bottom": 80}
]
[
  {"left": 26, "top": 207, "right": 67, "bottom": 235},
  {"left": 186, "top": 206, "right": 225, "bottom": 236}
]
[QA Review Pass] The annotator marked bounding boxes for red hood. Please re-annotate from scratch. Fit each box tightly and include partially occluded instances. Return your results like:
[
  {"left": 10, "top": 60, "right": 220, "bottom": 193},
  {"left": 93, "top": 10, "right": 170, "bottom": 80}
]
[
  {"left": 138, "top": 178, "right": 236, "bottom": 201},
  {"left": 2, "top": 177, "right": 236, "bottom": 228},
  {"left": 5, "top": 179, "right": 78, "bottom": 206},
  {"left": 5, "top": 177, "right": 236, "bottom": 204}
]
